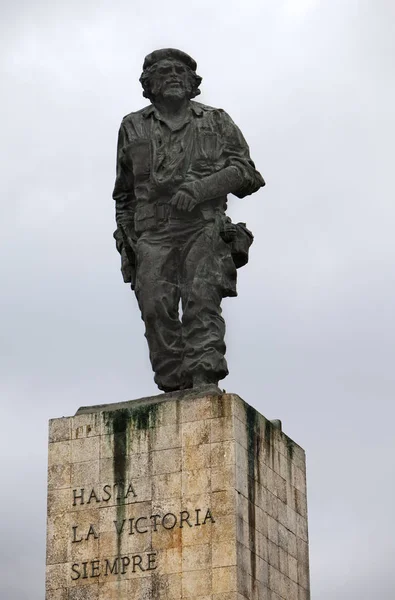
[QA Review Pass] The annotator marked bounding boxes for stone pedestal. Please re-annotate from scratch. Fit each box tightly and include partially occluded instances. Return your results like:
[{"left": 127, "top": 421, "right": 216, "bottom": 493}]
[{"left": 46, "top": 391, "right": 310, "bottom": 600}]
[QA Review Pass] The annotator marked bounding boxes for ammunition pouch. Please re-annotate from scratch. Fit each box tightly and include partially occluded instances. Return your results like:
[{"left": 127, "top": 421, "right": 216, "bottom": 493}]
[
  {"left": 220, "top": 219, "right": 254, "bottom": 269},
  {"left": 134, "top": 204, "right": 157, "bottom": 234}
]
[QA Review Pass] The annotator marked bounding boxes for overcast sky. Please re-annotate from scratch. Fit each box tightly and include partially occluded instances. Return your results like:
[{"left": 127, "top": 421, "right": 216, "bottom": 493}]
[{"left": 1, "top": 0, "right": 394, "bottom": 598}]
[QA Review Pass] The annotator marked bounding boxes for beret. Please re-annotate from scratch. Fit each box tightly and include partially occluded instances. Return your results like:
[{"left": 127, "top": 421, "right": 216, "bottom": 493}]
[{"left": 142, "top": 48, "right": 197, "bottom": 72}]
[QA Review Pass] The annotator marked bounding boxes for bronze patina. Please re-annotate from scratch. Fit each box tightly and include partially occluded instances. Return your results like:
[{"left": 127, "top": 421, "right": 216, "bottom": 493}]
[{"left": 113, "top": 48, "right": 264, "bottom": 392}]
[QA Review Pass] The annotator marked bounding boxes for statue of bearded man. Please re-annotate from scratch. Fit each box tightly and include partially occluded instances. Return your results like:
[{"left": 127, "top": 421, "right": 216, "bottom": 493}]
[{"left": 113, "top": 48, "right": 265, "bottom": 392}]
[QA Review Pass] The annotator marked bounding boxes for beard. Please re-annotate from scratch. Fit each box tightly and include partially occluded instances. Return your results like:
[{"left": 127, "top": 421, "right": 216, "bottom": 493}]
[
  {"left": 151, "top": 77, "right": 193, "bottom": 102},
  {"left": 162, "top": 84, "right": 187, "bottom": 99}
]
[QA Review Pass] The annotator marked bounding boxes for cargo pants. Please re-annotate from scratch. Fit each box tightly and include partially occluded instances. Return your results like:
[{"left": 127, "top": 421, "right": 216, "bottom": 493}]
[{"left": 134, "top": 212, "right": 237, "bottom": 392}]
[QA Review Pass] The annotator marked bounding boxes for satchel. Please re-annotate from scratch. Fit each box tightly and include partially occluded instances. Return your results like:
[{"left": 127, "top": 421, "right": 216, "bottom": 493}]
[{"left": 220, "top": 217, "right": 254, "bottom": 269}]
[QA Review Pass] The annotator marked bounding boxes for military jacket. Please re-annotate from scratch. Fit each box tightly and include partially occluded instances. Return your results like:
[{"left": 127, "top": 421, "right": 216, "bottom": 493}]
[{"left": 112, "top": 101, "right": 264, "bottom": 234}]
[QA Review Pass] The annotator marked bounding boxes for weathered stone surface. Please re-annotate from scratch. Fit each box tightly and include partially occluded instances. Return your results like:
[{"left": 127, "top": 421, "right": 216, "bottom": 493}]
[{"left": 46, "top": 392, "right": 310, "bottom": 599}]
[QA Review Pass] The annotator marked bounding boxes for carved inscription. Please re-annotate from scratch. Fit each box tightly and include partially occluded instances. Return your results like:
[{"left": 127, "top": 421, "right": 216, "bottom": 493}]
[
  {"left": 72, "top": 482, "right": 137, "bottom": 506},
  {"left": 68, "top": 481, "right": 216, "bottom": 582},
  {"left": 71, "top": 552, "right": 158, "bottom": 580},
  {"left": 72, "top": 507, "right": 215, "bottom": 541}
]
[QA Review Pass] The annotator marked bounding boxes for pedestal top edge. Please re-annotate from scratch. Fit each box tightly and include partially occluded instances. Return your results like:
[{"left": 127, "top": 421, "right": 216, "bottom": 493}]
[
  {"left": 48, "top": 389, "right": 304, "bottom": 453},
  {"left": 74, "top": 384, "right": 224, "bottom": 415}
]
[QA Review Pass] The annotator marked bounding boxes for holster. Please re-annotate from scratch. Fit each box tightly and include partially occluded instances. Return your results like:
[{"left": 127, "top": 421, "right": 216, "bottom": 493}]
[
  {"left": 114, "top": 225, "right": 137, "bottom": 287},
  {"left": 220, "top": 218, "right": 254, "bottom": 269}
]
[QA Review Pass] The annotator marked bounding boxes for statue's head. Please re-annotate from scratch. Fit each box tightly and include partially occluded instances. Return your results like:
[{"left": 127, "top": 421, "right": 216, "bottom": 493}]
[{"left": 140, "top": 48, "right": 202, "bottom": 103}]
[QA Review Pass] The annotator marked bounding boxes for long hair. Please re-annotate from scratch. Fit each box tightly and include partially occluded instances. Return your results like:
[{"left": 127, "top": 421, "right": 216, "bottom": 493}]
[{"left": 139, "top": 63, "right": 202, "bottom": 102}]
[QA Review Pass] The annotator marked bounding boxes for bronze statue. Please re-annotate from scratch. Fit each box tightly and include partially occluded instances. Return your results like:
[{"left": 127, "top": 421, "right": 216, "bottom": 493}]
[{"left": 113, "top": 48, "right": 264, "bottom": 392}]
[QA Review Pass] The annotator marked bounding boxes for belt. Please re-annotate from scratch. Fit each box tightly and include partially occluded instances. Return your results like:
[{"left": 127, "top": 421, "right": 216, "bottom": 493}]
[{"left": 156, "top": 203, "right": 219, "bottom": 222}]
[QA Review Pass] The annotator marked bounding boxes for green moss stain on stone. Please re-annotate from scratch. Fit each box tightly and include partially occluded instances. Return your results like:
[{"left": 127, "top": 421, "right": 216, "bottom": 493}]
[
  {"left": 129, "top": 403, "right": 158, "bottom": 431},
  {"left": 285, "top": 435, "right": 295, "bottom": 485},
  {"left": 214, "top": 393, "right": 226, "bottom": 418},
  {"left": 103, "top": 402, "right": 159, "bottom": 436},
  {"left": 104, "top": 409, "right": 129, "bottom": 563},
  {"left": 175, "top": 398, "right": 181, "bottom": 432},
  {"left": 111, "top": 409, "right": 129, "bottom": 485},
  {"left": 103, "top": 403, "right": 159, "bottom": 486},
  {"left": 265, "top": 419, "right": 275, "bottom": 469},
  {"left": 286, "top": 435, "right": 294, "bottom": 461},
  {"left": 264, "top": 418, "right": 272, "bottom": 445},
  {"left": 245, "top": 403, "right": 261, "bottom": 583},
  {"left": 102, "top": 402, "right": 159, "bottom": 566},
  {"left": 264, "top": 418, "right": 279, "bottom": 471}
]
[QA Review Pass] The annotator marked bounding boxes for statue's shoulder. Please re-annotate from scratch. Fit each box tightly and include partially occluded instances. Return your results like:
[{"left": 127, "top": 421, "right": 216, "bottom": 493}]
[
  {"left": 191, "top": 101, "right": 227, "bottom": 115},
  {"left": 121, "top": 105, "right": 152, "bottom": 124},
  {"left": 191, "top": 101, "right": 234, "bottom": 127}
]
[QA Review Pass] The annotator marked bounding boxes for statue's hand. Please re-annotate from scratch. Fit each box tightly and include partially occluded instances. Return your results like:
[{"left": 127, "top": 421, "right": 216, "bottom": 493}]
[
  {"left": 170, "top": 188, "right": 198, "bottom": 212},
  {"left": 220, "top": 222, "right": 237, "bottom": 243}
]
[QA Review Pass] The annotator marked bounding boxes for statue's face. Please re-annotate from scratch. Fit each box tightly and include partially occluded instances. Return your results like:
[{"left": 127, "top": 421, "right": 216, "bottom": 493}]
[{"left": 150, "top": 60, "right": 192, "bottom": 101}]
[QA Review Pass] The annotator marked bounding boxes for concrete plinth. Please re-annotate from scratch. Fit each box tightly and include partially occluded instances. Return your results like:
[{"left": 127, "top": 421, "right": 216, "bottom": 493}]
[{"left": 46, "top": 392, "right": 310, "bottom": 600}]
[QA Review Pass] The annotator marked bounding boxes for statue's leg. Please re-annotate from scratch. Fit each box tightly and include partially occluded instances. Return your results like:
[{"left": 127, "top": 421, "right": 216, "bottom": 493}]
[
  {"left": 134, "top": 232, "right": 184, "bottom": 392},
  {"left": 180, "top": 223, "right": 232, "bottom": 386}
]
